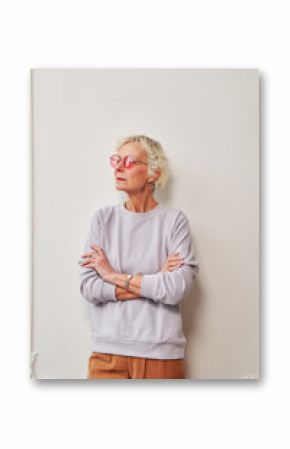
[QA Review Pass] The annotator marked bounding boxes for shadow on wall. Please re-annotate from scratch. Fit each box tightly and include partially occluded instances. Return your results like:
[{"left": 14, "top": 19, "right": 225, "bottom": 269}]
[{"left": 181, "top": 263, "right": 203, "bottom": 379}]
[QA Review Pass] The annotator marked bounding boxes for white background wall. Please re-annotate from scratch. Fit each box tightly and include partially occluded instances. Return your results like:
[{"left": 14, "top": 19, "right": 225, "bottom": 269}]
[{"left": 32, "top": 68, "right": 259, "bottom": 379}]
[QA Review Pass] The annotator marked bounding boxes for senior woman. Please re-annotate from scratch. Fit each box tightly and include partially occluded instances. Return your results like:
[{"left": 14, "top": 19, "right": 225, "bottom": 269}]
[{"left": 79, "top": 134, "right": 199, "bottom": 379}]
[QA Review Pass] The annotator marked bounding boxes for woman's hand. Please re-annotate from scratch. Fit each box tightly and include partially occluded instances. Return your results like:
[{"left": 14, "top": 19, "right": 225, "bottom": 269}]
[
  {"left": 160, "top": 252, "right": 184, "bottom": 272},
  {"left": 79, "top": 244, "right": 114, "bottom": 279},
  {"left": 115, "top": 285, "right": 139, "bottom": 300},
  {"left": 115, "top": 253, "right": 184, "bottom": 301}
]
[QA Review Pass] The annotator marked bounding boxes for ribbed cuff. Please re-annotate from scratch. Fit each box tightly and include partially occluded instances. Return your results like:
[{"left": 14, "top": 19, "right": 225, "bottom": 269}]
[
  {"left": 141, "top": 274, "right": 159, "bottom": 301},
  {"left": 101, "top": 281, "right": 117, "bottom": 302}
]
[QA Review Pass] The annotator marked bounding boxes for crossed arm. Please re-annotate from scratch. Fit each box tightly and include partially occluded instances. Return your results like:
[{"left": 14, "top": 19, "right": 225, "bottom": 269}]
[
  {"left": 81, "top": 256, "right": 183, "bottom": 301},
  {"left": 79, "top": 210, "right": 199, "bottom": 306},
  {"left": 112, "top": 274, "right": 150, "bottom": 301}
]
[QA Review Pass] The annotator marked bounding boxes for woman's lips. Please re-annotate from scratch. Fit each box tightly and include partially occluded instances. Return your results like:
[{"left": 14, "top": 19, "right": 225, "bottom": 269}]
[{"left": 116, "top": 177, "right": 126, "bottom": 180}]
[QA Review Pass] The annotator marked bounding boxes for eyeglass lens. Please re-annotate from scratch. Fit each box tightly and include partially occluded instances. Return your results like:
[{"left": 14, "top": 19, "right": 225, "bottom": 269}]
[{"left": 110, "top": 154, "right": 133, "bottom": 168}]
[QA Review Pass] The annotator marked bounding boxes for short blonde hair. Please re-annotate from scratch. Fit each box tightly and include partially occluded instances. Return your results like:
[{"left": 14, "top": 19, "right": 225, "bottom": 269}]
[{"left": 115, "top": 134, "right": 170, "bottom": 192}]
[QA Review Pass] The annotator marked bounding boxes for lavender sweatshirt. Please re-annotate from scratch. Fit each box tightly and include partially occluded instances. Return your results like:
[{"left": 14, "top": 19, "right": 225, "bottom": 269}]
[{"left": 79, "top": 201, "right": 199, "bottom": 359}]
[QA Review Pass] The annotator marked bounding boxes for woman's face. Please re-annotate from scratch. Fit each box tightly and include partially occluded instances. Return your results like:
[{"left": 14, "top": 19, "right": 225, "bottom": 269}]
[{"left": 113, "top": 142, "right": 150, "bottom": 193}]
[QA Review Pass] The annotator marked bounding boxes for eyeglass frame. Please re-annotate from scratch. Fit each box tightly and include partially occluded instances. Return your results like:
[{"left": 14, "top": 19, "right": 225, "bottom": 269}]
[{"left": 109, "top": 153, "right": 148, "bottom": 169}]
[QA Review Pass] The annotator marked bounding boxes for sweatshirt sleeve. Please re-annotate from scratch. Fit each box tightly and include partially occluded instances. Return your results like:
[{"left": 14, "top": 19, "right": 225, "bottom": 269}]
[
  {"left": 79, "top": 211, "right": 117, "bottom": 304},
  {"left": 140, "top": 210, "right": 199, "bottom": 306}
]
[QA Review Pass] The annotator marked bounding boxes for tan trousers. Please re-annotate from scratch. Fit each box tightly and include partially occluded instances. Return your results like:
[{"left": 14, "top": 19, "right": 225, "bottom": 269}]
[{"left": 87, "top": 351, "right": 186, "bottom": 379}]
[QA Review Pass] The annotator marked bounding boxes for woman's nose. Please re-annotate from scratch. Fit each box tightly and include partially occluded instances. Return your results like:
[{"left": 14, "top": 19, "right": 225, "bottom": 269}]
[
  {"left": 115, "top": 162, "right": 125, "bottom": 174},
  {"left": 115, "top": 159, "right": 124, "bottom": 169}
]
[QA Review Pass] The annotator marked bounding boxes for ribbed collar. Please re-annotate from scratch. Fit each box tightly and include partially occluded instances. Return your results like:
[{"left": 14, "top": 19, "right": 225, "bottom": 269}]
[{"left": 119, "top": 201, "right": 164, "bottom": 218}]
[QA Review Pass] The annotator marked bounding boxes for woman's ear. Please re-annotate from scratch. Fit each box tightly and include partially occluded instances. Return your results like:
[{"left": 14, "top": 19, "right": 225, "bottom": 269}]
[
  {"left": 153, "top": 169, "right": 161, "bottom": 183},
  {"left": 148, "top": 169, "right": 161, "bottom": 184}
]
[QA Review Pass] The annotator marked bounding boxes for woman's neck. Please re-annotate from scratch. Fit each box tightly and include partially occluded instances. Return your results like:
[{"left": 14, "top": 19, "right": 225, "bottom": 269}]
[{"left": 124, "top": 196, "right": 158, "bottom": 213}]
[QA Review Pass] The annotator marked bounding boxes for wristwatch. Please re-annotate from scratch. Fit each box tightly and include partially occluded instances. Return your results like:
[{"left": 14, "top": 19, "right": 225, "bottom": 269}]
[{"left": 124, "top": 274, "right": 133, "bottom": 290}]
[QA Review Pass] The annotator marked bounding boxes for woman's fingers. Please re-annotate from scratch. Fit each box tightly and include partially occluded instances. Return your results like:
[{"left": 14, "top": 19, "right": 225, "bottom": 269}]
[
  {"left": 168, "top": 252, "right": 183, "bottom": 259},
  {"left": 80, "top": 245, "right": 102, "bottom": 259},
  {"left": 168, "top": 256, "right": 184, "bottom": 263},
  {"left": 168, "top": 261, "right": 184, "bottom": 269},
  {"left": 168, "top": 256, "right": 184, "bottom": 264},
  {"left": 80, "top": 257, "right": 95, "bottom": 266},
  {"left": 165, "top": 261, "right": 184, "bottom": 272},
  {"left": 90, "top": 244, "right": 103, "bottom": 253},
  {"left": 81, "top": 251, "right": 96, "bottom": 259}
]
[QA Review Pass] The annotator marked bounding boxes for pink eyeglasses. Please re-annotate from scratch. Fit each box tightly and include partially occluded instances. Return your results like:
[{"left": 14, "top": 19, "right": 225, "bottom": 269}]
[{"left": 109, "top": 153, "right": 148, "bottom": 169}]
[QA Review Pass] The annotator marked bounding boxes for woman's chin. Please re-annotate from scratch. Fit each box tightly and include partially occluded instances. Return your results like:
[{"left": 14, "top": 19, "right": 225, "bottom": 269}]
[{"left": 115, "top": 186, "right": 127, "bottom": 192}]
